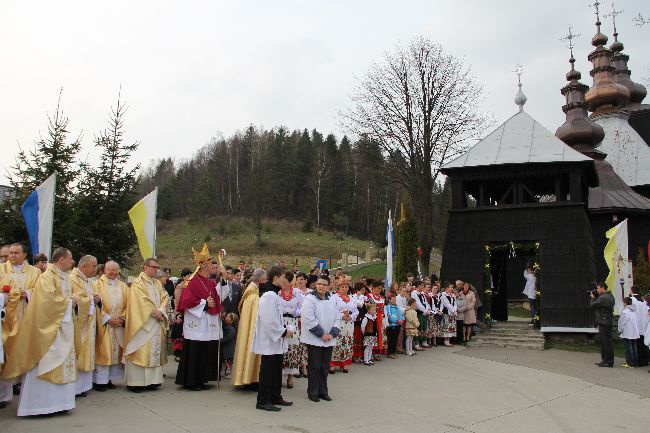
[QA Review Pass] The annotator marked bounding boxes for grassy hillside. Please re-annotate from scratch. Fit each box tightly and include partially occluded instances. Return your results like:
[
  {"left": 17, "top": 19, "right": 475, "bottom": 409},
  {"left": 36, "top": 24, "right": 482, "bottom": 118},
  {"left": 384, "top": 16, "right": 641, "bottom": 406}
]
[{"left": 135, "top": 217, "right": 379, "bottom": 274}]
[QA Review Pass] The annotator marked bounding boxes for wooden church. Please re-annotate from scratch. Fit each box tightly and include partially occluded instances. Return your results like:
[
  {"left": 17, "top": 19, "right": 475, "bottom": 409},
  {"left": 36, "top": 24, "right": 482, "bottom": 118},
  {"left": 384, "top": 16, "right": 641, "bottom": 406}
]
[{"left": 440, "top": 11, "right": 650, "bottom": 332}]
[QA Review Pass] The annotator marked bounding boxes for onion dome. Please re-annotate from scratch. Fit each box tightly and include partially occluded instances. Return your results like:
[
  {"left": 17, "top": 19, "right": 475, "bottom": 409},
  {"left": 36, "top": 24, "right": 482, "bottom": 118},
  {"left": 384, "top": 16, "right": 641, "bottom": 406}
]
[
  {"left": 609, "top": 27, "right": 647, "bottom": 105},
  {"left": 556, "top": 51, "right": 606, "bottom": 159},
  {"left": 585, "top": 7, "right": 630, "bottom": 113}
]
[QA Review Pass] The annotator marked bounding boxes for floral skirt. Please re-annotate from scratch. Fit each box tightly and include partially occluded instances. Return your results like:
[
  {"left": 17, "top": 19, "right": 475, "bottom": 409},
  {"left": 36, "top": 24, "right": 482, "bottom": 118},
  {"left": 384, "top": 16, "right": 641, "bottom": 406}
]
[
  {"left": 282, "top": 316, "right": 302, "bottom": 375},
  {"left": 331, "top": 320, "right": 354, "bottom": 367},
  {"left": 353, "top": 322, "right": 363, "bottom": 359},
  {"left": 363, "top": 335, "right": 377, "bottom": 347},
  {"left": 426, "top": 314, "right": 441, "bottom": 338},
  {"left": 372, "top": 326, "right": 388, "bottom": 355},
  {"left": 442, "top": 314, "right": 457, "bottom": 338}
]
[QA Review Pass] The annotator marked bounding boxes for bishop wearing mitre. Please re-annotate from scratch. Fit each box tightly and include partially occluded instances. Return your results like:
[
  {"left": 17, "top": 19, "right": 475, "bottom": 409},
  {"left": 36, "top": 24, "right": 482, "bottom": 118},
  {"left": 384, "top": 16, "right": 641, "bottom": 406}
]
[
  {"left": 92, "top": 260, "right": 127, "bottom": 391},
  {"left": 123, "top": 257, "right": 169, "bottom": 392},
  {"left": 2, "top": 247, "right": 80, "bottom": 416},
  {"left": 175, "top": 244, "right": 223, "bottom": 390},
  {"left": 69, "top": 255, "right": 100, "bottom": 397}
]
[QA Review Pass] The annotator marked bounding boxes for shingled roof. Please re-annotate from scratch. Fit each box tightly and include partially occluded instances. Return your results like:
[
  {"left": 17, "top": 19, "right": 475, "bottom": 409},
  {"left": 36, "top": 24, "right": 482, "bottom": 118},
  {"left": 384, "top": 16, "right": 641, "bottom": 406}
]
[{"left": 588, "top": 160, "right": 650, "bottom": 213}]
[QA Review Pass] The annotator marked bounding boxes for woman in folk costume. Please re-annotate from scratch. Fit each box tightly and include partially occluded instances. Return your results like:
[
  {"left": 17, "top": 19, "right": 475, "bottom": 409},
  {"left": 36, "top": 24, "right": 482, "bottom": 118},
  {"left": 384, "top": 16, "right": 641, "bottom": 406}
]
[
  {"left": 367, "top": 280, "right": 388, "bottom": 359},
  {"left": 410, "top": 280, "right": 429, "bottom": 350},
  {"left": 427, "top": 284, "right": 443, "bottom": 347},
  {"left": 231, "top": 268, "right": 268, "bottom": 387},
  {"left": 351, "top": 281, "right": 367, "bottom": 363},
  {"left": 440, "top": 282, "right": 458, "bottom": 347},
  {"left": 278, "top": 271, "right": 303, "bottom": 389},
  {"left": 329, "top": 275, "right": 358, "bottom": 373},
  {"left": 175, "top": 244, "right": 223, "bottom": 391},
  {"left": 93, "top": 260, "right": 128, "bottom": 391},
  {"left": 295, "top": 272, "right": 310, "bottom": 377}
]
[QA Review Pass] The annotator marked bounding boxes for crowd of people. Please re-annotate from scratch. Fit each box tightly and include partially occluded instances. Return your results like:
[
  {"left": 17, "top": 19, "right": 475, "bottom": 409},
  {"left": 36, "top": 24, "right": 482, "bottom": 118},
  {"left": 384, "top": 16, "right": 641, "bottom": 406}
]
[{"left": 2, "top": 241, "right": 650, "bottom": 416}]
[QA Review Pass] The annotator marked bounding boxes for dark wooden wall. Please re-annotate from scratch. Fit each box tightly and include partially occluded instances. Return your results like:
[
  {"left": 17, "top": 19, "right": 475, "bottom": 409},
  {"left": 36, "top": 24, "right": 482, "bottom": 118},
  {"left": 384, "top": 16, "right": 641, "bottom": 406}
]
[
  {"left": 590, "top": 213, "right": 650, "bottom": 280},
  {"left": 440, "top": 203, "right": 597, "bottom": 329}
]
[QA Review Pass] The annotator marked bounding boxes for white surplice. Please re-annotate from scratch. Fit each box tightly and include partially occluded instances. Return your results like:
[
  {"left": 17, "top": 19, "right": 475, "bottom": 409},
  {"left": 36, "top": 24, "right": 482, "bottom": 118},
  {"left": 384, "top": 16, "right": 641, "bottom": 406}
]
[
  {"left": 251, "top": 292, "right": 288, "bottom": 355},
  {"left": 183, "top": 299, "right": 222, "bottom": 341}
]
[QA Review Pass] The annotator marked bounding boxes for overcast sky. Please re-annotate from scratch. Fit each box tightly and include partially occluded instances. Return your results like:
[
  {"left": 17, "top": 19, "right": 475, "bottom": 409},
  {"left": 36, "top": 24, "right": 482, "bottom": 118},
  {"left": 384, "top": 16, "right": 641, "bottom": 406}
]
[{"left": 1, "top": 0, "right": 648, "bottom": 179}]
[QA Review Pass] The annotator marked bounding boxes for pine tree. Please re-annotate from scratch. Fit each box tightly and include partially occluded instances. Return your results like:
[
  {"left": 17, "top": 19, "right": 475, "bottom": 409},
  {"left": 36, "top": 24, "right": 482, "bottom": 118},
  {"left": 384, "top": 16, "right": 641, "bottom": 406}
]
[
  {"left": 634, "top": 248, "right": 650, "bottom": 296},
  {"left": 0, "top": 90, "right": 84, "bottom": 254},
  {"left": 394, "top": 202, "right": 419, "bottom": 282},
  {"left": 76, "top": 92, "right": 139, "bottom": 266}
]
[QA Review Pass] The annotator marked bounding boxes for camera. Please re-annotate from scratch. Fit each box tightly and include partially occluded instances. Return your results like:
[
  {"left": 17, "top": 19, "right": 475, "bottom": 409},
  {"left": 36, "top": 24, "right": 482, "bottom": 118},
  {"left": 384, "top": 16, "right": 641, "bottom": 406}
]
[{"left": 587, "top": 282, "right": 599, "bottom": 297}]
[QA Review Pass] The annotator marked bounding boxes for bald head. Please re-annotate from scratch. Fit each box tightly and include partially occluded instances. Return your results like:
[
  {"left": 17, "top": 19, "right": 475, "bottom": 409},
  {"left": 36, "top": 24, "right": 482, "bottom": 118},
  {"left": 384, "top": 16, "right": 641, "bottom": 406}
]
[{"left": 104, "top": 260, "right": 120, "bottom": 280}]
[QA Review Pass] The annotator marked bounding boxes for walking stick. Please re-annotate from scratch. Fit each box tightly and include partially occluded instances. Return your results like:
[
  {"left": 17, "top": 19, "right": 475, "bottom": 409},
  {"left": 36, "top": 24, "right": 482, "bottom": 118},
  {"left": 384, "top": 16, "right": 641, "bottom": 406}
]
[{"left": 216, "top": 248, "right": 227, "bottom": 390}]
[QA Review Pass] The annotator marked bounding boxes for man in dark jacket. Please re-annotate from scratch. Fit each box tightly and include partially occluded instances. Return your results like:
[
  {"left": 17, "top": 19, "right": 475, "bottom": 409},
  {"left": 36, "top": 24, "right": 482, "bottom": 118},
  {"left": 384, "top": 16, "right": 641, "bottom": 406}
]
[{"left": 590, "top": 282, "right": 615, "bottom": 367}]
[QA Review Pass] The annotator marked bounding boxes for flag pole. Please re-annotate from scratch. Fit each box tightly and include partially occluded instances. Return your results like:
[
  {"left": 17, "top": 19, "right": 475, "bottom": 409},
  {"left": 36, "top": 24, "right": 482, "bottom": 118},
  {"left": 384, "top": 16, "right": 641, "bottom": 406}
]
[
  {"left": 153, "top": 187, "right": 158, "bottom": 258},
  {"left": 48, "top": 173, "right": 57, "bottom": 261}
]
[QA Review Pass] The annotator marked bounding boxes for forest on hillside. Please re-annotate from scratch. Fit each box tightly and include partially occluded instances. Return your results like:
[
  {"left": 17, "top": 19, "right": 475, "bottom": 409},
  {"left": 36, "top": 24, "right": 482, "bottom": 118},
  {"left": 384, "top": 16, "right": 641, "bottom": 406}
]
[{"left": 137, "top": 126, "right": 452, "bottom": 249}]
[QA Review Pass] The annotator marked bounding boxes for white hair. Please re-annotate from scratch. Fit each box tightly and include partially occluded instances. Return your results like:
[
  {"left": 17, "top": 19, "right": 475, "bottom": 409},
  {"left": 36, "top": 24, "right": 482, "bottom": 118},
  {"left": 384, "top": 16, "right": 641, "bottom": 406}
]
[{"left": 78, "top": 255, "right": 97, "bottom": 267}]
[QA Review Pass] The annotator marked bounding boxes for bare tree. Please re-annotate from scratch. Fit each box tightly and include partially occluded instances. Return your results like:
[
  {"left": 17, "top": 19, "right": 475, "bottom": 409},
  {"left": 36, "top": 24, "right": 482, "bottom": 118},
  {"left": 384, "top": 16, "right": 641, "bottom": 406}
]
[
  {"left": 311, "top": 142, "right": 331, "bottom": 228},
  {"left": 342, "top": 35, "right": 491, "bottom": 273}
]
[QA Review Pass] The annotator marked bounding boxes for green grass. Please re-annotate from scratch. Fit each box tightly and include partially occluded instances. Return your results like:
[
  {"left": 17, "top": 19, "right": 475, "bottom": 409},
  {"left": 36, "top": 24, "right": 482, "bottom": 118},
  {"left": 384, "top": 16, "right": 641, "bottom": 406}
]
[
  {"left": 545, "top": 339, "right": 625, "bottom": 358},
  {"left": 508, "top": 305, "right": 532, "bottom": 318},
  {"left": 347, "top": 262, "right": 387, "bottom": 281},
  {"left": 136, "top": 216, "right": 378, "bottom": 273}
]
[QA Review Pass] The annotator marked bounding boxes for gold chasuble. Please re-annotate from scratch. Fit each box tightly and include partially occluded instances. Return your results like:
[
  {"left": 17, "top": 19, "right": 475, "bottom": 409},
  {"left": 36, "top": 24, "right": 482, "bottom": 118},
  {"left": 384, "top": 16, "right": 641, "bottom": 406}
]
[
  {"left": 69, "top": 268, "right": 97, "bottom": 373},
  {"left": 124, "top": 273, "right": 169, "bottom": 386},
  {"left": 94, "top": 275, "right": 128, "bottom": 366},
  {"left": 2, "top": 264, "right": 80, "bottom": 384},
  {"left": 0, "top": 261, "right": 41, "bottom": 357},
  {"left": 231, "top": 281, "right": 261, "bottom": 386}
]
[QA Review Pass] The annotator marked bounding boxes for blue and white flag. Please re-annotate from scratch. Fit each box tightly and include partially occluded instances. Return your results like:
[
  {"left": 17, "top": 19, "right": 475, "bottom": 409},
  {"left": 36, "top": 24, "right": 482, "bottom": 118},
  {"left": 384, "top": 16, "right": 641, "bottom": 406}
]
[
  {"left": 21, "top": 173, "right": 56, "bottom": 259},
  {"left": 385, "top": 210, "right": 394, "bottom": 286}
]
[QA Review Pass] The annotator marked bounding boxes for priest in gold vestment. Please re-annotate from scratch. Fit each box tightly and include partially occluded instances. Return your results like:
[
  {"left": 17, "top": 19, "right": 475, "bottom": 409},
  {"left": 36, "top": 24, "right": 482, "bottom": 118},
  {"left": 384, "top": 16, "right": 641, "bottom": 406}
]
[
  {"left": 124, "top": 258, "right": 169, "bottom": 392},
  {"left": 93, "top": 260, "right": 127, "bottom": 391},
  {"left": 232, "top": 268, "right": 267, "bottom": 386},
  {"left": 0, "top": 243, "right": 41, "bottom": 355},
  {"left": 69, "top": 255, "right": 100, "bottom": 397},
  {"left": 2, "top": 247, "right": 80, "bottom": 416}
]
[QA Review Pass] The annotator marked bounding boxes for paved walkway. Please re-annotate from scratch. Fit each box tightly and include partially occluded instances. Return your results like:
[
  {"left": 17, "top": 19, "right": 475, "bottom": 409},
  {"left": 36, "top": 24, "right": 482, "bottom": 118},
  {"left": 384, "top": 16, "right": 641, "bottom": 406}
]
[{"left": 1, "top": 346, "right": 648, "bottom": 433}]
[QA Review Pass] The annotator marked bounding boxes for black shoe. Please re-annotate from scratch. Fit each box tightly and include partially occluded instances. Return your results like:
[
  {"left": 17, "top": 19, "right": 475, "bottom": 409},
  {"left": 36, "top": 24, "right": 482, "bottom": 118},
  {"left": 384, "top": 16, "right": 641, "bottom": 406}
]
[
  {"left": 319, "top": 394, "right": 332, "bottom": 401},
  {"left": 127, "top": 386, "right": 145, "bottom": 393},
  {"left": 12, "top": 384, "right": 20, "bottom": 396},
  {"left": 147, "top": 383, "right": 161, "bottom": 390},
  {"left": 597, "top": 362, "right": 613, "bottom": 368},
  {"left": 256, "top": 403, "right": 281, "bottom": 411},
  {"left": 272, "top": 399, "right": 293, "bottom": 406},
  {"left": 308, "top": 395, "right": 320, "bottom": 402},
  {"left": 76, "top": 392, "right": 88, "bottom": 398},
  {"left": 0, "top": 401, "right": 8, "bottom": 409},
  {"left": 184, "top": 385, "right": 203, "bottom": 391},
  {"left": 92, "top": 383, "right": 107, "bottom": 392},
  {"left": 106, "top": 381, "right": 116, "bottom": 389},
  {"left": 200, "top": 384, "right": 211, "bottom": 390}
]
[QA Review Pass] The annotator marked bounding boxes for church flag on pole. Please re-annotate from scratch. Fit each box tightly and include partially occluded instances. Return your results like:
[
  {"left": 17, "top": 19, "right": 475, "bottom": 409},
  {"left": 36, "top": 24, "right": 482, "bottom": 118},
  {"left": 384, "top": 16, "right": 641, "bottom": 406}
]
[
  {"left": 21, "top": 172, "right": 56, "bottom": 259},
  {"left": 385, "top": 210, "right": 394, "bottom": 287},
  {"left": 604, "top": 218, "right": 629, "bottom": 314},
  {"left": 129, "top": 188, "right": 158, "bottom": 260}
]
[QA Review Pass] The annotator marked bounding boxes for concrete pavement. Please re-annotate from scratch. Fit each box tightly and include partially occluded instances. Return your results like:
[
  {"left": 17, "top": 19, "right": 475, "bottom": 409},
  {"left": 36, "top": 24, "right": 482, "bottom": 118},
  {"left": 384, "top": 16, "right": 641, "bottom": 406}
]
[{"left": 1, "top": 346, "right": 648, "bottom": 433}]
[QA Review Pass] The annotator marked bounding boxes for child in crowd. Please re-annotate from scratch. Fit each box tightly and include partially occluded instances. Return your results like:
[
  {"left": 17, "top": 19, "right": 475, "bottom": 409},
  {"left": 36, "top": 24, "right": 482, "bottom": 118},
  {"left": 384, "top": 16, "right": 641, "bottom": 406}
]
[
  {"left": 361, "top": 303, "right": 378, "bottom": 365},
  {"left": 619, "top": 297, "right": 640, "bottom": 368},
  {"left": 384, "top": 295, "right": 404, "bottom": 359},
  {"left": 352, "top": 282, "right": 367, "bottom": 363},
  {"left": 221, "top": 312, "right": 238, "bottom": 379},
  {"left": 404, "top": 298, "right": 420, "bottom": 356}
]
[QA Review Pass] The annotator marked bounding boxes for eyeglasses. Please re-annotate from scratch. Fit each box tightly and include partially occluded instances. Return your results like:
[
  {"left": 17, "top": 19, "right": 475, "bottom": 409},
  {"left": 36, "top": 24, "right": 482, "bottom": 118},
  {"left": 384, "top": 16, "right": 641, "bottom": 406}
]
[{"left": 146, "top": 265, "right": 159, "bottom": 269}]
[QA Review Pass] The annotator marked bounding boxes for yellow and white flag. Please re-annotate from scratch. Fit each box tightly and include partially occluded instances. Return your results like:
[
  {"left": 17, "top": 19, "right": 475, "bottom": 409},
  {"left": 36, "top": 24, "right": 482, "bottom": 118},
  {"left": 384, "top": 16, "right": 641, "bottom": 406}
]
[
  {"left": 128, "top": 188, "right": 158, "bottom": 260},
  {"left": 604, "top": 218, "right": 629, "bottom": 314}
]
